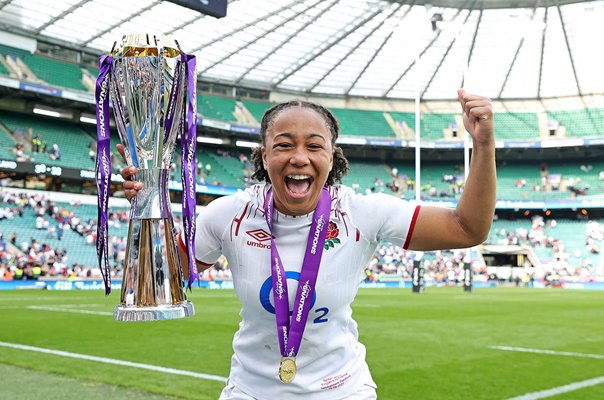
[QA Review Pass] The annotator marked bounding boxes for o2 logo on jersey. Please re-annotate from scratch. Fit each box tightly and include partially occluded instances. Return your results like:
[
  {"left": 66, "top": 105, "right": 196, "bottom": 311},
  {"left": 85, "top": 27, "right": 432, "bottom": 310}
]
[{"left": 259, "top": 271, "right": 329, "bottom": 324}]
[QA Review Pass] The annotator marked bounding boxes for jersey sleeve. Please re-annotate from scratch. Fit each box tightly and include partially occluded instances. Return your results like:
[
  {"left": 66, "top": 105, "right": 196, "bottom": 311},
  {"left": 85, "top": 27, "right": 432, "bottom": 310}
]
[
  {"left": 347, "top": 191, "right": 421, "bottom": 249},
  {"left": 181, "top": 194, "right": 241, "bottom": 266}
]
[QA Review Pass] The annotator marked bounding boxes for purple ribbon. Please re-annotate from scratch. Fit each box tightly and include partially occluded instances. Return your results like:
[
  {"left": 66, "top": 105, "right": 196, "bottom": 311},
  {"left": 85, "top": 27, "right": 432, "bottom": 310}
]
[
  {"left": 264, "top": 188, "right": 330, "bottom": 358},
  {"left": 180, "top": 52, "right": 198, "bottom": 288},
  {"left": 162, "top": 60, "right": 181, "bottom": 146},
  {"left": 95, "top": 55, "right": 113, "bottom": 295}
]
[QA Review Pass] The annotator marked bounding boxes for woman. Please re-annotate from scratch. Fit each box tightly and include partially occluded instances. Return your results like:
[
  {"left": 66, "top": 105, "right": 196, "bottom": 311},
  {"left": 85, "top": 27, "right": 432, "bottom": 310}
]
[{"left": 119, "top": 88, "right": 495, "bottom": 399}]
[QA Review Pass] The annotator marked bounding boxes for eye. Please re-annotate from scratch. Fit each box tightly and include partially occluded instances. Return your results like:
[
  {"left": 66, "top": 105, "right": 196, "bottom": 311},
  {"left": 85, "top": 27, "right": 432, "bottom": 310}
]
[
  {"left": 308, "top": 143, "right": 323, "bottom": 150},
  {"left": 274, "top": 142, "right": 291, "bottom": 149}
]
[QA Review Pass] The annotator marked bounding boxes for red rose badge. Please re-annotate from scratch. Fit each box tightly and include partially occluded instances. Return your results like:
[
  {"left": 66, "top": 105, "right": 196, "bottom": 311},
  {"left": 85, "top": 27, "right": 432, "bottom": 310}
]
[{"left": 324, "top": 221, "right": 341, "bottom": 250}]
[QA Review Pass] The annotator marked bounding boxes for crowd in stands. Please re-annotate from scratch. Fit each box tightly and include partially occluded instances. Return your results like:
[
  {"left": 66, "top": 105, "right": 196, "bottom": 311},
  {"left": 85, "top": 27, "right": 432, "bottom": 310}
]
[
  {"left": 487, "top": 215, "right": 602, "bottom": 282},
  {"left": 9, "top": 129, "right": 62, "bottom": 163},
  {"left": 0, "top": 190, "right": 111, "bottom": 281},
  {"left": 1, "top": 187, "right": 602, "bottom": 285}
]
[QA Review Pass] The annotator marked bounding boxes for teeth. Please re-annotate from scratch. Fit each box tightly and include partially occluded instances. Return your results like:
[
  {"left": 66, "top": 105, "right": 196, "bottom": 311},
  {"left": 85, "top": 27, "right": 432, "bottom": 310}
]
[{"left": 287, "top": 175, "right": 311, "bottom": 180}]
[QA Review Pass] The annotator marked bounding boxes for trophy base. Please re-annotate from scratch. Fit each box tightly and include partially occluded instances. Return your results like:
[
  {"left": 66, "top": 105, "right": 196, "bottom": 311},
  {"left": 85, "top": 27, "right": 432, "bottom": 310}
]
[{"left": 114, "top": 301, "right": 195, "bottom": 322}]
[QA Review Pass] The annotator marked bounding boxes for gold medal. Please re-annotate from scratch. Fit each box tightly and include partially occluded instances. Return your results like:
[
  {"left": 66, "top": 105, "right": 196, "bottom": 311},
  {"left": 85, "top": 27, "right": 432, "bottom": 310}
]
[{"left": 279, "top": 357, "right": 297, "bottom": 384}]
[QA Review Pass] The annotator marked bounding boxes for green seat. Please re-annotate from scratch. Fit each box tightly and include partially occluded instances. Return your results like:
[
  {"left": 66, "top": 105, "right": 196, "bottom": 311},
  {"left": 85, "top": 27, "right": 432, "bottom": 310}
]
[
  {"left": 331, "top": 108, "right": 395, "bottom": 138},
  {"left": 495, "top": 112, "right": 540, "bottom": 139},
  {"left": 199, "top": 95, "right": 238, "bottom": 122},
  {"left": 547, "top": 108, "right": 604, "bottom": 137},
  {"left": 241, "top": 100, "right": 272, "bottom": 123},
  {"left": 390, "top": 112, "right": 416, "bottom": 131},
  {"left": 0, "top": 129, "right": 16, "bottom": 159},
  {"left": 22, "top": 53, "right": 88, "bottom": 92},
  {"left": 0, "top": 111, "right": 96, "bottom": 170},
  {"left": 342, "top": 160, "right": 393, "bottom": 194}
]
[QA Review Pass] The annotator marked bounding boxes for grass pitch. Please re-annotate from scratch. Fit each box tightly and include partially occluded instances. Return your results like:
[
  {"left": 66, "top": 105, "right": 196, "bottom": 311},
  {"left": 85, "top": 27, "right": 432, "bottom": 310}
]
[{"left": 0, "top": 287, "right": 603, "bottom": 399}]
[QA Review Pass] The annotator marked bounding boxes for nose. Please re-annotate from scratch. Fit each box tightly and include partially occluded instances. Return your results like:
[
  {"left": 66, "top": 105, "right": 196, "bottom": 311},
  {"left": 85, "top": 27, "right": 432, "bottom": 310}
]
[{"left": 289, "top": 146, "right": 309, "bottom": 167}]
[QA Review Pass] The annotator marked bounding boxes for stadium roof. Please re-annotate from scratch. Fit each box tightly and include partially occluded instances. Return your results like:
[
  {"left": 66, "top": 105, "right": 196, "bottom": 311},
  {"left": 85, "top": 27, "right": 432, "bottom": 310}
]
[{"left": 0, "top": 0, "right": 603, "bottom": 100}]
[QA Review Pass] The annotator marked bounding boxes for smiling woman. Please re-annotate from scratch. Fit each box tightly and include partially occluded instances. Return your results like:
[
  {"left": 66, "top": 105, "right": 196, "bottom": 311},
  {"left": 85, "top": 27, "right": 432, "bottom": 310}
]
[
  {"left": 251, "top": 102, "right": 348, "bottom": 216},
  {"left": 119, "top": 90, "right": 497, "bottom": 399}
]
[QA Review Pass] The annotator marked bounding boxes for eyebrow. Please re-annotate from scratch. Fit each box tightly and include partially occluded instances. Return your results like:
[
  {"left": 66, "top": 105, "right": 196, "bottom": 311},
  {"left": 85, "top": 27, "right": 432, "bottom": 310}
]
[{"left": 274, "top": 132, "right": 327, "bottom": 142}]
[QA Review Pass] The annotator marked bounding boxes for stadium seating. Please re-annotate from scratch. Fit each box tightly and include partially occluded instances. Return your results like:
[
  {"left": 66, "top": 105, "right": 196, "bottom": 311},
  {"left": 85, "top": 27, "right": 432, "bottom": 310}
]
[
  {"left": 21, "top": 53, "right": 87, "bottom": 91},
  {"left": 0, "top": 45, "right": 600, "bottom": 141},
  {"left": 241, "top": 99, "right": 272, "bottom": 123},
  {"left": 197, "top": 150, "right": 242, "bottom": 187},
  {"left": 488, "top": 219, "right": 601, "bottom": 268},
  {"left": 0, "top": 57, "right": 10, "bottom": 76},
  {"left": 547, "top": 108, "right": 604, "bottom": 137},
  {"left": 0, "top": 46, "right": 90, "bottom": 92},
  {"left": 0, "top": 128, "right": 16, "bottom": 159},
  {"left": 341, "top": 160, "right": 393, "bottom": 193},
  {"left": 0, "top": 111, "right": 96, "bottom": 170},
  {"left": 198, "top": 95, "right": 238, "bottom": 122},
  {"left": 422, "top": 113, "right": 456, "bottom": 140},
  {"left": 389, "top": 112, "right": 416, "bottom": 131},
  {"left": 331, "top": 108, "right": 395, "bottom": 138},
  {"left": 493, "top": 112, "right": 540, "bottom": 140},
  {"left": 496, "top": 161, "right": 604, "bottom": 200},
  {"left": 0, "top": 205, "right": 101, "bottom": 268},
  {"left": 0, "top": 44, "right": 30, "bottom": 59}
]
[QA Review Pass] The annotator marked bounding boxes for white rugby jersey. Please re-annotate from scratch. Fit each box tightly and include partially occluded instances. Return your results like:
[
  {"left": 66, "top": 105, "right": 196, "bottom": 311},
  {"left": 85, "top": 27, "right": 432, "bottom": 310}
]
[{"left": 190, "top": 184, "right": 420, "bottom": 400}]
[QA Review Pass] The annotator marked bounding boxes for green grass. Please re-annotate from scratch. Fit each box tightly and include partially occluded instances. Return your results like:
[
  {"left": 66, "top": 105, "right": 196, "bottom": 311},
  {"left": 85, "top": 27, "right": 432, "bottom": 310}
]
[{"left": 0, "top": 288, "right": 603, "bottom": 399}]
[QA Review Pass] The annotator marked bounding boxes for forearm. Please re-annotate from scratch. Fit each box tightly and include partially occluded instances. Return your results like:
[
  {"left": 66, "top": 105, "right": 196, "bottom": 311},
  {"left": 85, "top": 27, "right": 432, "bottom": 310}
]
[{"left": 454, "top": 137, "right": 496, "bottom": 244}]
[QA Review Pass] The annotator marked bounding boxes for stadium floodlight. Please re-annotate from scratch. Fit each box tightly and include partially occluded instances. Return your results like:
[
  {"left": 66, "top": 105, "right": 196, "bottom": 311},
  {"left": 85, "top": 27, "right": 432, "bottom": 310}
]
[
  {"left": 80, "top": 115, "right": 97, "bottom": 124},
  {"left": 197, "top": 137, "right": 224, "bottom": 145},
  {"left": 236, "top": 140, "right": 260, "bottom": 148},
  {"left": 33, "top": 108, "right": 61, "bottom": 118}
]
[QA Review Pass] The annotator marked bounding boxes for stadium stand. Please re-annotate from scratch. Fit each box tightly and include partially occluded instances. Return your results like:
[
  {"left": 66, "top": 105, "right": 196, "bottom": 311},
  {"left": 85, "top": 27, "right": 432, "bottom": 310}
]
[
  {"left": 241, "top": 99, "right": 272, "bottom": 123},
  {"left": 199, "top": 95, "right": 238, "bottom": 122},
  {"left": 0, "top": 111, "right": 96, "bottom": 170},
  {"left": 422, "top": 113, "right": 456, "bottom": 140},
  {"left": 0, "top": 56, "right": 10, "bottom": 76},
  {"left": 0, "top": 127, "right": 16, "bottom": 159},
  {"left": 331, "top": 108, "right": 395, "bottom": 138},
  {"left": 341, "top": 160, "right": 393, "bottom": 194},
  {"left": 21, "top": 53, "right": 88, "bottom": 92},
  {"left": 390, "top": 112, "right": 416, "bottom": 132},
  {"left": 488, "top": 217, "right": 602, "bottom": 271},
  {"left": 547, "top": 108, "right": 604, "bottom": 137},
  {"left": 492, "top": 112, "right": 541, "bottom": 139},
  {"left": 0, "top": 43, "right": 30, "bottom": 60}
]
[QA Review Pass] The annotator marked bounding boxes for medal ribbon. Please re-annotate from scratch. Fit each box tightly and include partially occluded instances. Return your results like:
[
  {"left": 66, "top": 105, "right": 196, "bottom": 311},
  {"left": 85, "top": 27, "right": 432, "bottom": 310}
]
[
  {"left": 180, "top": 52, "right": 198, "bottom": 288},
  {"left": 95, "top": 55, "right": 113, "bottom": 295},
  {"left": 264, "top": 187, "right": 330, "bottom": 358}
]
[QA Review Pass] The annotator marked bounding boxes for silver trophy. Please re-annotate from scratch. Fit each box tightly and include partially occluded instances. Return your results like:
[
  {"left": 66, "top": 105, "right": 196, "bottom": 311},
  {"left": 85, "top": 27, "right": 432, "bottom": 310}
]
[{"left": 103, "top": 34, "right": 195, "bottom": 321}]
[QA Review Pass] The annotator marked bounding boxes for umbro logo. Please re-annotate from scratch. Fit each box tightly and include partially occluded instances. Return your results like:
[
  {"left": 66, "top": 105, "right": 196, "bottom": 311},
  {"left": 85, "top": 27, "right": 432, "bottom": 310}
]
[{"left": 246, "top": 229, "right": 273, "bottom": 249}]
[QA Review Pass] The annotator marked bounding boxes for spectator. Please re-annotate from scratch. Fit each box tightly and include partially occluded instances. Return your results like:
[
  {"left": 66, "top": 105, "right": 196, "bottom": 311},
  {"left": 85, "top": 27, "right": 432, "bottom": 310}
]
[
  {"left": 31, "top": 134, "right": 41, "bottom": 153},
  {"left": 49, "top": 143, "right": 61, "bottom": 160}
]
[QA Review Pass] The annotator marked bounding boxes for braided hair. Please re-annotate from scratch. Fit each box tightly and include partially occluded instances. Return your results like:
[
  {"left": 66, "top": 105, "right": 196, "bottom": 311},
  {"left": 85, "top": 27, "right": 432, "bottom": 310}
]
[{"left": 250, "top": 100, "right": 349, "bottom": 186}]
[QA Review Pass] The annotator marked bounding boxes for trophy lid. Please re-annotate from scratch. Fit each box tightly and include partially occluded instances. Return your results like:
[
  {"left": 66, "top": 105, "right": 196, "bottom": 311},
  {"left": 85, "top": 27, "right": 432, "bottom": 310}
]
[{"left": 111, "top": 34, "right": 182, "bottom": 58}]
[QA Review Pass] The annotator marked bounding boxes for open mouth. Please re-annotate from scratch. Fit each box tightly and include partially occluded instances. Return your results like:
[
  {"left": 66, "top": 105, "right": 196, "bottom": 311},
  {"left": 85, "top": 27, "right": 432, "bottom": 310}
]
[{"left": 285, "top": 174, "right": 313, "bottom": 199}]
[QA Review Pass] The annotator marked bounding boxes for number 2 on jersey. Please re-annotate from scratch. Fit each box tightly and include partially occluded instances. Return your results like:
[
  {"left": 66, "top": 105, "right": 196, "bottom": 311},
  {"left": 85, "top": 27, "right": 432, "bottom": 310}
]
[{"left": 313, "top": 307, "right": 329, "bottom": 324}]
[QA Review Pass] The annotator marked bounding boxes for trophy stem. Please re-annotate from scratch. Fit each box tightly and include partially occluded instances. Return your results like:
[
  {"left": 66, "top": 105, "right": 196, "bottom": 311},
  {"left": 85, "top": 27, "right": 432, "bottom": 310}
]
[{"left": 116, "top": 218, "right": 194, "bottom": 322}]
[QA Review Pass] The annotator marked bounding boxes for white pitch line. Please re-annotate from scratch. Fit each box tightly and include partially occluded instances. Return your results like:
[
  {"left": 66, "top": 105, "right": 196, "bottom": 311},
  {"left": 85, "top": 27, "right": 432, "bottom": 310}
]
[
  {"left": 491, "top": 345, "right": 604, "bottom": 360},
  {"left": 27, "top": 305, "right": 113, "bottom": 316},
  {"left": 506, "top": 376, "right": 604, "bottom": 400},
  {"left": 0, "top": 341, "right": 228, "bottom": 383}
]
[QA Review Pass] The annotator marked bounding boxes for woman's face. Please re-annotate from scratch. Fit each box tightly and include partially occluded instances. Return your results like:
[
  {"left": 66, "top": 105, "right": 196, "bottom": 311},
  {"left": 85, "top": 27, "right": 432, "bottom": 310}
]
[{"left": 262, "top": 107, "right": 334, "bottom": 216}]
